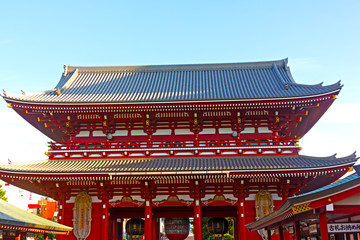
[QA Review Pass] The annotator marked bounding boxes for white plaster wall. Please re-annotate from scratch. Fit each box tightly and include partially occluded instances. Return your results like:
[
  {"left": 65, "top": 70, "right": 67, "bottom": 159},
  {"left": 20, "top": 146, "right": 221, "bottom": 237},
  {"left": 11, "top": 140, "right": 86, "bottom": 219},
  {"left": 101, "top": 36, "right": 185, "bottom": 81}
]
[
  {"left": 76, "top": 131, "right": 90, "bottom": 137},
  {"left": 153, "top": 129, "right": 172, "bottom": 135},
  {"left": 218, "top": 128, "right": 233, "bottom": 134}
]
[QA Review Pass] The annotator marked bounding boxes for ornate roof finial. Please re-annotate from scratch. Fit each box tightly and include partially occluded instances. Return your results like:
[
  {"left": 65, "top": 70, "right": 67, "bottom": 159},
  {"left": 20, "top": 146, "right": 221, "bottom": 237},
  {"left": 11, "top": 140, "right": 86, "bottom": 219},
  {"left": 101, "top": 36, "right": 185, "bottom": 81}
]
[
  {"left": 2, "top": 89, "right": 7, "bottom": 97},
  {"left": 63, "top": 64, "right": 68, "bottom": 77},
  {"left": 55, "top": 88, "right": 61, "bottom": 96}
]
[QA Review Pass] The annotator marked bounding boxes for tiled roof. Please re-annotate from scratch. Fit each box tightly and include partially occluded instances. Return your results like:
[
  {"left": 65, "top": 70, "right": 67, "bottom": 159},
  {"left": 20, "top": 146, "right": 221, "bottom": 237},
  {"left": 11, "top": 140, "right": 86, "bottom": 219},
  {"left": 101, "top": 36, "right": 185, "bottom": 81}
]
[
  {"left": 0, "top": 154, "right": 356, "bottom": 174},
  {"left": 246, "top": 170, "right": 360, "bottom": 231},
  {"left": 0, "top": 199, "right": 72, "bottom": 232},
  {"left": 2, "top": 59, "right": 341, "bottom": 104}
]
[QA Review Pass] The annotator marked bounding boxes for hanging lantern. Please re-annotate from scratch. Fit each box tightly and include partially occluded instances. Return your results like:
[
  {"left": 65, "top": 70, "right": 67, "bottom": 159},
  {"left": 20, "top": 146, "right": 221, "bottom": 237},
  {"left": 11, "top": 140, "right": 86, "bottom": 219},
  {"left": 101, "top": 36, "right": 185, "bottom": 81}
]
[
  {"left": 125, "top": 218, "right": 145, "bottom": 239},
  {"left": 165, "top": 218, "right": 190, "bottom": 240},
  {"left": 207, "top": 218, "right": 229, "bottom": 239}
]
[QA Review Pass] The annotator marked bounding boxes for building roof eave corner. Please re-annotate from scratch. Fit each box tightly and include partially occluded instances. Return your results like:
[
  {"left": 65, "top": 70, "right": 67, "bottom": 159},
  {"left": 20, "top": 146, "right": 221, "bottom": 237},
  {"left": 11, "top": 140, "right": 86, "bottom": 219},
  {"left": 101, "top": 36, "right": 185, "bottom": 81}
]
[
  {"left": 245, "top": 201, "right": 293, "bottom": 231},
  {"left": 1, "top": 89, "right": 7, "bottom": 98},
  {"left": 63, "top": 64, "right": 68, "bottom": 77}
]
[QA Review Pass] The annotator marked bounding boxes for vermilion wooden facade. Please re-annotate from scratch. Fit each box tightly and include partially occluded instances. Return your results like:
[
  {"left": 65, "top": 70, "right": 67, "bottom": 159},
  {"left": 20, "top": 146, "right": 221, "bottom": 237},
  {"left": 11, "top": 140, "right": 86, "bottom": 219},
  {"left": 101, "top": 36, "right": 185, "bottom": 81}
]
[{"left": 0, "top": 59, "right": 357, "bottom": 240}]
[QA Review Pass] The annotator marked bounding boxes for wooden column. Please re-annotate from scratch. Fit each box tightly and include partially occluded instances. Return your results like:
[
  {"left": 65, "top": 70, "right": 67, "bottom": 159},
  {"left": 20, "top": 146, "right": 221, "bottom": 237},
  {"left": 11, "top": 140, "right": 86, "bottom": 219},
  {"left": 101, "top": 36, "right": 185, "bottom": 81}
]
[
  {"left": 101, "top": 194, "right": 110, "bottom": 240},
  {"left": 320, "top": 212, "right": 329, "bottom": 240},
  {"left": 145, "top": 200, "right": 153, "bottom": 240},
  {"left": 294, "top": 221, "right": 301, "bottom": 240},
  {"left": 194, "top": 203, "right": 202, "bottom": 240},
  {"left": 237, "top": 180, "right": 247, "bottom": 240},
  {"left": 267, "top": 229, "right": 272, "bottom": 240},
  {"left": 279, "top": 226, "right": 284, "bottom": 240},
  {"left": 284, "top": 230, "right": 291, "bottom": 240},
  {"left": 57, "top": 192, "right": 66, "bottom": 240},
  {"left": 144, "top": 181, "right": 153, "bottom": 240},
  {"left": 194, "top": 180, "right": 202, "bottom": 240},
  {"left": 111, "top": 217, "right": 117, "bottom": 240},
  {"left": 233, "top": 217, "right": 239, "bottom": 240},
  {"left": 118, "top": 219, "right": 123, "bottom": 240},
  {"left": 153, "top": 217, "right": 160, "bottom": 240}
]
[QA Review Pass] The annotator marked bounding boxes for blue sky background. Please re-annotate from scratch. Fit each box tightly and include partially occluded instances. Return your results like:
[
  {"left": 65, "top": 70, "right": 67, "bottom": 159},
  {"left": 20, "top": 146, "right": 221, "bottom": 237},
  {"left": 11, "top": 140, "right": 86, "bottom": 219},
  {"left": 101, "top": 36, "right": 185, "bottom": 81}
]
[{"left": 0, "top": 0, "right": 359, "bottom": 164}]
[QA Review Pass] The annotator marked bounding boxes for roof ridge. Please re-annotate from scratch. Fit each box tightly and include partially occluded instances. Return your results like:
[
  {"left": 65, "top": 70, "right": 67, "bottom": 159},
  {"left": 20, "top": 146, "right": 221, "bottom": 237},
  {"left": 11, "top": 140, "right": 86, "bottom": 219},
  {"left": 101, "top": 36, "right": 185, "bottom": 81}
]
[
  {"left": 65, "top": 59, "right": 288, "bottom": 74},
  {"left": 300, "top": 152, "right": 358, "bottom": 161},
  {"left": 289, "top": 80, "right": 342, "bottom": 89}
]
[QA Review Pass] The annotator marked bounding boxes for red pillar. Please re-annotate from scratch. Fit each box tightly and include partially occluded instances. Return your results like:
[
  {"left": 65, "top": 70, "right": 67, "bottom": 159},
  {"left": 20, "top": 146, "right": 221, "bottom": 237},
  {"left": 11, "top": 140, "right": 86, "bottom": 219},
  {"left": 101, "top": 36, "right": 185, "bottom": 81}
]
[
  {"left": 294, "top": 221, "right": 301, "bottom": 240},
  {"left": 233, "top": 217, "right": 239, "bottom": 240},
  {"left": 144, "top": 180, "right": 153, "bottom": 240},
  {"left": 111, "top": 217, "right": 117, "bottom": 240},
  {"left": 145, "top": 200, "right": 153, "bottom": 240},
  {"left": 320, "top": 212, "right": 329, "bottom": 240},
  {"left": 279, "top": 226, "right": 284, "bottom": 240},
  {"left": 118, "top": 219, "right": 123, "bottom": 240},
  {"left": 194, "top": 203, "right": 202, "bottom": 240},
  {"left": 194, "top": 180, "right": 202, "bottom": 240},
  {"left": 153, "top": 217, "right": 160, "bottom": 240},
  {"left": 237, "top": 199, "right": 247, "bottom": 240},
  {"left": 267, "top": 229, "right": 272, "bottom": 240},
  {"left": 57, "top": 195, "right": 66, "bottom": 240},
  {"left": 237, "top": 180, "right": 247, "bottom": 240},
  {"left": 284, "top": 230, "right": 291, "bottom": 240},
  {"left": 102, "top": 195, "right": 109, "bottom": 240}
]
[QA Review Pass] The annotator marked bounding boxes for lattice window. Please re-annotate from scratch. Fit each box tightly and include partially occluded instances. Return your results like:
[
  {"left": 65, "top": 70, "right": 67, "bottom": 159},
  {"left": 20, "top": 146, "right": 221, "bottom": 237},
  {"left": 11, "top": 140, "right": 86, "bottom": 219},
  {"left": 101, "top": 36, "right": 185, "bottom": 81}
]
[{"left": 292, "top": 203, "right": 312, "bottom": 214}]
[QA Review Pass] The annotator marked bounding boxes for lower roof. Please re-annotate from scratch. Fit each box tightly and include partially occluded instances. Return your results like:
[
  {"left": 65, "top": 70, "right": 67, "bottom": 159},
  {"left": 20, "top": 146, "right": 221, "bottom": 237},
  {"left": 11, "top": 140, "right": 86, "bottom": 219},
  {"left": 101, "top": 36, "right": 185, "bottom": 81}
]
[
  {"left": 0, "top": 199, "right": 72, "bottom": 233},
  {"left": 0, "top": 154, "right": 357, "bottom": 175},
  {"left": 246, "top": 171, "right": 360, "bottom": 231}
]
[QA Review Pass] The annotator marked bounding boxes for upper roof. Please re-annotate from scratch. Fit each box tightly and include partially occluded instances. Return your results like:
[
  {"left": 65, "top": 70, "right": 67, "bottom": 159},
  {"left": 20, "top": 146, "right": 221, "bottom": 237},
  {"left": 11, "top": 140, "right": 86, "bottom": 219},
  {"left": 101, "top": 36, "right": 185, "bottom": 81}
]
[
  {"left": 0, "top": 154, "right": 356, "bottom": 175},
  {"left": 2, "top": 59, "right": 342, "bottom": 104},
  {"left": 246, "top": 168, "right": 360, "bottom": 231},
  {"left": 0, "top": 198, "right": 72, "bottom": 233}
]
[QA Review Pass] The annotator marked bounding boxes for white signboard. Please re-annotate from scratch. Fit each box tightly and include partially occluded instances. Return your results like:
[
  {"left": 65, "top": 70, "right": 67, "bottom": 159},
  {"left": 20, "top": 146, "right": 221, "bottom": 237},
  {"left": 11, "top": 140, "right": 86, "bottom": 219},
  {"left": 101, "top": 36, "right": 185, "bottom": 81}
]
[{"left": 328, "top": 223, "right": 360, "bottom": 233}]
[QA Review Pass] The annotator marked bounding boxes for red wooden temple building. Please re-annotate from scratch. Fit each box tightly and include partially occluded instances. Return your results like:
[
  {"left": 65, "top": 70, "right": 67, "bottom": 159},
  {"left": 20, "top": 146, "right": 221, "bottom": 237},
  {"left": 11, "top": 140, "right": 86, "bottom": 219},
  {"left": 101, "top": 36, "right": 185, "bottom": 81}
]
[{"left": 0, "top": 59, "right": 357, "bottom": 240}]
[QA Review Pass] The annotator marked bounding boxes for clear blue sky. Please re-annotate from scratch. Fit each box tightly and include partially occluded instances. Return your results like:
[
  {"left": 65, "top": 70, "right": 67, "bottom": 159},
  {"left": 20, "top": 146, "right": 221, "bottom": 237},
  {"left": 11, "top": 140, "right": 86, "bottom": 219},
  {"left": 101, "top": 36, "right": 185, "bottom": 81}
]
[{"left": 0, "top": 0, "right": 359, "bottom": 163}]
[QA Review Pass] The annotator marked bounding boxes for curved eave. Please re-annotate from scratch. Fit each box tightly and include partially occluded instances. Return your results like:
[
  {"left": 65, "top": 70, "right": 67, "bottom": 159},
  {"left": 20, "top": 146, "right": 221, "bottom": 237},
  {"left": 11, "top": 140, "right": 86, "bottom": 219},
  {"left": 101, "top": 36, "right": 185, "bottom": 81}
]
[
  {"left": 0, "top": 154, "right": 356, "bottom": 176},
  {"left": 2, "top": 88, "right": 341, "bottom": 106},
  {"left": 0, "top": 199, "right": 72, "bottom": 233},
  {"left": 246, "top": 173, "right": 360, "bottom": 231},
  {"left": 0, "top": 220, "right": 72, "bottom": 233},
  {"left": 3, "top": 89, "right": 341, "bottom": 142}
]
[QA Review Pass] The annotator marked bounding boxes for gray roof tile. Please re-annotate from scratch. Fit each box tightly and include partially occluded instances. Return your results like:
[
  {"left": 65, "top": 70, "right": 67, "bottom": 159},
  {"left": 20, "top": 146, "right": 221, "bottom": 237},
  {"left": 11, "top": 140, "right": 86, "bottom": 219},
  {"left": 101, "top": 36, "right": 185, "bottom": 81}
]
[
  {"left": 0, "top": 154, "right": 356, "bottom": 174},
  {"left": 3, "top": 59, "right": 342, "bottom": 104},
  {"left": 0, "top": 199, "right": 72, "bottom": 232}
]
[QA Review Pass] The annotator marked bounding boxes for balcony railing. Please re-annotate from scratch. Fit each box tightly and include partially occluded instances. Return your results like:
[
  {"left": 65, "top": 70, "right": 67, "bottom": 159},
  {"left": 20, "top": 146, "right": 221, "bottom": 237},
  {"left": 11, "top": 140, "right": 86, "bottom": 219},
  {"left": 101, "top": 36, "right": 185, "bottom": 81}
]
[{"left": 47, "top": 138, "right": 300, "bottom": 159}]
